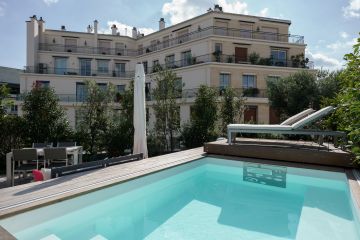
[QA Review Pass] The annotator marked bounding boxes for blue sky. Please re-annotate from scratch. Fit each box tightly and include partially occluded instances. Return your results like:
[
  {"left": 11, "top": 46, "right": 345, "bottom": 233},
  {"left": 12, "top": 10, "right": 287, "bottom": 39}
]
[{"left": 0, "top": 0, "right": 359, "bottom": 70}]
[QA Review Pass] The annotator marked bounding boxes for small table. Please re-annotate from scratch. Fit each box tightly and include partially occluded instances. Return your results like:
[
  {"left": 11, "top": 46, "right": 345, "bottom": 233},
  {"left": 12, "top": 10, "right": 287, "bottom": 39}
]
[{"left": 5, "top": 146, "right": 83, "bottom": 187}]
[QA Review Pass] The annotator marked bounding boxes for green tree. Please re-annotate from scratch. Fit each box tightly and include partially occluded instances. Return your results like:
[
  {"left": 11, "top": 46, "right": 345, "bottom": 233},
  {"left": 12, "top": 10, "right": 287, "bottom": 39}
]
[
  {"left": 316, "top": 69, "right": 342, "bottom": 103},
  {"left": 0, "top": 84, "right": 12, "bottom": 117},
  {"left": 105, "top": 82, "right": 134, "bottom": 157},
  {"left": 76, "top": 80, "right": 115, "bottom": 156},
  {"left": 181, "top": 85, "right": 218, "bottom": 148},
  {"left": 327, "top": 35, "right": 360, "bottom": 164},
  {"left": 219, "top": 87, "right": 246, "bottom": 135},
  {"left": 22, "top": 84, "right": 72, "bottom": 143},
  {"left": 152, "top": 68, "right": 181, "bottom": 152},
  {"left": 267, "top": 70, "right": 319, "bottom": 120}
]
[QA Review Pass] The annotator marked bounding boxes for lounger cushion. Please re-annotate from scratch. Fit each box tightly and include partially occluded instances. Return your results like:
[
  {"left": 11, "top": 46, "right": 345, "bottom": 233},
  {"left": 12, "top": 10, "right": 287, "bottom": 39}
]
[
  {"left": 291, "top": 106, "right": 334, "bottom": 129},
  {"left": 280, "top": 108, "right": 315, "bottom": 125},
  {"left": 228, "top": 124, "right": 292, "bottom": 131}
]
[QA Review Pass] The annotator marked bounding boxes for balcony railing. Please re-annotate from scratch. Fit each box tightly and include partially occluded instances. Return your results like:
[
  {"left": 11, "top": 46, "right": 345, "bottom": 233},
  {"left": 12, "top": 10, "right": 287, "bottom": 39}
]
[
  {"left": 140, "top": 26, "right": 304, "bottom": 55},
  {"left": 145, "top": 87, "right": 267, "bottom": 101},
  {"left": 39, "top": 43, "right": 138, "bottom": 56},
  {"left": 39, "top": 26, "right": 305, "bottom": 57},
  {"left": 15, "top": 87, "right": 267, "bottom": 103},
  {"left": 147, "top": 53, "right": 313, "bottom": 73},
  {"left": 24, "top": 66, "right": 134, "bottom": 78}
]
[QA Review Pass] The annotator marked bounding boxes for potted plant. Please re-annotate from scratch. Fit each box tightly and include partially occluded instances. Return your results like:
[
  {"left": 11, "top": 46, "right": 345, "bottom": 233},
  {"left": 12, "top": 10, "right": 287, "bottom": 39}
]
[
  {"left": 249, "top": 52, "right": 260, "bottom": 64},
  {"left": 227, "top": 55, "right": 234, "bottom": 63},
  {"left": 243, "top": 87, "right": 259, "bottom": 97}
]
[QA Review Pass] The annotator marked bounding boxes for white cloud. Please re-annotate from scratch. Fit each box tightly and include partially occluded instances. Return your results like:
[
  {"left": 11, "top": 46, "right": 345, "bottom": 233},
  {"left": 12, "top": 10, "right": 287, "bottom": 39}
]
[
  {"left": 259, "top": 8, "right": 269, "bottom": 17},
  {"left": 326, "top": 38, "right": 357, "bottom": 50},
  {"left": 0, "top": 1, "right": 6, "bottom": 16},
  {"left": 162, "top": 0, "right": 202, "bottom": 25},
  {"left": 340, "top": 31, "right": 349, "bottom": 39},
  {"left": 306, "top": 50, "right": 344, "bottom": 70},
  {"left": 217, "top": 0, "right": 249, "bottom": 14},
  {"left": 162, "top": 0, "right": 255, "bottom": 25},
  {"left": 43, "top": 0, "right": 59, "bottom": 6},
  {"left": 100, "top": 21, "right": 155, "bottom": 37},
  {"left": 343, "top": 0, "right": 360, "bottom": 18}
]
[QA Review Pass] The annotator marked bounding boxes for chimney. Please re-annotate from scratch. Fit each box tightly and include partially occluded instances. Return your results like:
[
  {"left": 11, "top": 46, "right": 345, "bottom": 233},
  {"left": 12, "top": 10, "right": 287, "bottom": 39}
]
[
  {"left": 214, "top": 4, "right": 223, "bottom": 12},
  {"left": 87, "top": 25, "right": 92, "bottom": 33},
  {"left": 94, "top": 20, "right": 98, "bottom": 34},
  {"left": 61, "top": 25, "right": 66, "bottom": 31},
  {"left": 132, "top": 27, "right": 137, "bottom": 39},
  {"left": 111, "top": 24, "right": 117, "bottom": 35},
  {"left": 159, "top": 18, "right": 165, "bottom": 30},
  {"left": 38, "top": 16, "right": 45, "bottom": 33}
]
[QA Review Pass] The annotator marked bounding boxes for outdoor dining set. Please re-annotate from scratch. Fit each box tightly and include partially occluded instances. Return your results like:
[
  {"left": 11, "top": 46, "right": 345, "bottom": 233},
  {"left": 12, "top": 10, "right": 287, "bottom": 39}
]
[{"left": 5, "top": 142, "right": 83, "bottom": 187}]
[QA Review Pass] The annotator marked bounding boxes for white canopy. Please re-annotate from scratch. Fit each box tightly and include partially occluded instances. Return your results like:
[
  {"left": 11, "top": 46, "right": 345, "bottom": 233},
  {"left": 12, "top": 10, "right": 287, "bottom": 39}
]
[{"left": 133, "top": 63, "right": 148, "bottom": 158}]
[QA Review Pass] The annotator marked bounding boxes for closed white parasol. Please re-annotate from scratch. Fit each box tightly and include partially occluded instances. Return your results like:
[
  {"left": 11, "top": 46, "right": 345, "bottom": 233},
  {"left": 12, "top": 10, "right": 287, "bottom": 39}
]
[{"left": 133, "top": 63, "right": 148, "bottom": 158}]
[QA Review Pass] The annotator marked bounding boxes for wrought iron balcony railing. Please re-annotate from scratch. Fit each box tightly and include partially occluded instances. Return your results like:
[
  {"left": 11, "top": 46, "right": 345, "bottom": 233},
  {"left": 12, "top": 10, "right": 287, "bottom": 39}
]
[
  {"left": 39, "top": 26, "right": 305, "bottom": 57},
  {"left": 39, "top": 43, "right": 138, "bottom": 56},
  {"left": 24, "top": 66, "right": 134, "bottom": 78},
  {"left": 145, "top": 87, "right": 267, "bottom": 101}
]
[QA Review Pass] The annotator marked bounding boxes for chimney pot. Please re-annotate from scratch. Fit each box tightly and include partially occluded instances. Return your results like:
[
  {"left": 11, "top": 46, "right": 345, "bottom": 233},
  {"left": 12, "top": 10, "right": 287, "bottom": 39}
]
[
  {"left": 159, "top": 18, "right": 165, "bottom": 30},
  {"left": 61, "top": 25, "right": 66, "bottom": 31},
  {"left": 111, "top": 24, "right": 118, "bottom": 35},
  {"left": 132, "top": 27, "right": 137, "bottom": 39},
  {"left": 94, "top": 20, "right": 98, "bottom": 34}
]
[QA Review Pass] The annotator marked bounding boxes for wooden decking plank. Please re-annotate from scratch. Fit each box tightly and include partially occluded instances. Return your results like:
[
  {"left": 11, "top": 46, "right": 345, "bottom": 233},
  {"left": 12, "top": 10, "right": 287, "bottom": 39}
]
[{"left": 0, "top": 148, "right": 205, "bottom": 218}]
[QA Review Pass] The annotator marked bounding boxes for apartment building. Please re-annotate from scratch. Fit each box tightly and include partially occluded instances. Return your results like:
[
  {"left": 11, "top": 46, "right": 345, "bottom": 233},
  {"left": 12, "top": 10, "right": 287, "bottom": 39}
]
[{"left": 20, "top": 5, "right": 313, "bottom": 128}]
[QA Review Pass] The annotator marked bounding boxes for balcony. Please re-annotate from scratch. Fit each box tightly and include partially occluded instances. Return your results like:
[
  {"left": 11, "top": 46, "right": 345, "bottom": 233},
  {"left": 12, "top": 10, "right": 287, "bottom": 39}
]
[
  {"left": 145, "top": 87, "right": 267, "bottom": 101},
  {"left": 39, "top": 43, "right": 138, "bottom": 57},
  {"left": 38, "top": 27, "right": 305, "bottom": 57},
  {"left": 141, "top": 26, "right": 305, "bottom": 55},
  {"left": 148, "top": 53, "right": 313, "bottom": 73},
  {"left": 24, "top": 66, "right": 134, "bottom": 78}
]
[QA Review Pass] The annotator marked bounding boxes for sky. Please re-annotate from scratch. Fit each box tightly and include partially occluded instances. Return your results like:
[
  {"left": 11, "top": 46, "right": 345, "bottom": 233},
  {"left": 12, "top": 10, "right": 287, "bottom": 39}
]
[{"left": 0, "top": 0, "right": 358, "bottom": 70}]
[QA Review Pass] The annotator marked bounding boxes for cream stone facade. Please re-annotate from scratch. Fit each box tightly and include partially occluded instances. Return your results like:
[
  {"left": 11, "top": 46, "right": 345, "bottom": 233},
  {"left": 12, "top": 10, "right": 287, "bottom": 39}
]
[{"left": 20, "top": 6, "right": 313, "bottom": 128}]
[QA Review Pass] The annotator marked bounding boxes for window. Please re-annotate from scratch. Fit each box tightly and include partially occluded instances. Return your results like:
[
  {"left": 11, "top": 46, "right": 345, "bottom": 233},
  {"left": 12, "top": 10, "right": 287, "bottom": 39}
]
[
  {"left": 75, "top": 109, "right": 85, "bottom": 127},
  {"left": 215, "top": 43, "right": 222, "bottom": 53},
  {"left": 115, "top": 63, "right": 126, "bottom": 77},
  {"left": 76, "top": 82, "right": 87, "bottom": 102},
  {"left": 36, "top": 80, "right": 50, "bottom": 88},
  {"left": 54, "top": 57, "right": 67, "bottom": 75},
  {"left": 145, "top": 82, "right": 151, "bottom": 100},
  {"left": 181, "top": 50, "right": 191, "bottom": 66},
  {"left": 97, "top": 83, "right": 107, "bottom": 92},
  {"left": 262, "top": 27, "right": 278, "bottom": 41},
  {"left": 267, "top": 76, "right": 280, "bottom": 82},
  {"left": 219, "top": 73, "right": 230, "bottom": 90},
  {"left": 98, "top": 40, "right": 110, "bottom": 54},
  {"left": 215, "top": 21, "right": 228, "bottom": 35},
  {"left": 143, "top": 61, "right": 148, "bottom": 74},
  {"left": 242, "top": 75, "right": 256, "bottom": 88},
  {"left": 116, "top": 85, "right": 125, "bottom": 93},
  {"left": 271, "top": 49, "right": 287, "bottom": 66},
  {"left": 239, "top": 23, "right": 253, "bottom": 38},
  {"left": 138, "top": 44, "right": 143, "bottom": 55},
  {"left": 163, "top": 36, "right": 170, "bottom": 48},
  {"left": 165, "top": 54, "right": 175, "bottom": 68},
  {"left": 152, "top": 60, "right": 160, "bottom": 73},
  {"left": 97, "top": 60, "right": 109, "bottom": 74},
  {"left": 177, "top": 29, "right": 189, "bottom": 43},
  {"left": 175, "top": 78, "right": 183, "bottom": 98},
  {"left": 65, "top": 38, "right": 77, "bottom": 52},
  {"left": 115, "top": 42, "right": 125, "bottom": 55},
  {"left": 79, "top": 59, "right": 91, "bottom": 76},
  {"left": 150, "top": 40, "right": 157, "bottom": 51}
]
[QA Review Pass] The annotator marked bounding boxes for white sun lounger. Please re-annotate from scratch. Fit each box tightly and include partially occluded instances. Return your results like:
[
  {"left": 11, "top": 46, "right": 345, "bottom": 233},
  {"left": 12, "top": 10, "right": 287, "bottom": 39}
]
[{"left": 227, "top": 106, "right": 346, "bottom": 144}]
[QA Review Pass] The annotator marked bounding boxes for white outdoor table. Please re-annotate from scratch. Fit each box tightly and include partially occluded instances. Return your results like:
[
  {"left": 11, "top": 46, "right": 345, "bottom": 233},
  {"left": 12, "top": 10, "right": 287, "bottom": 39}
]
[{"left": 5, "top": 146, "right": 83, "bottom": 187}]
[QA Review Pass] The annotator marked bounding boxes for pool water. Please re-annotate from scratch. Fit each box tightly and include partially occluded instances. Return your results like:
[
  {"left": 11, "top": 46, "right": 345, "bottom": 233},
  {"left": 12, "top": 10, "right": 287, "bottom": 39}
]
[{"left": 1, "top": 157, "right": 360, "bottom": 240}]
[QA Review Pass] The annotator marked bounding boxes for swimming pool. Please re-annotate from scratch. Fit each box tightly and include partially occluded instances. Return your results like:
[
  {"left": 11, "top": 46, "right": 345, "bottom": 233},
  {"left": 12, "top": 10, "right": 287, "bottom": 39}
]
[{"left": 1, "top": 157, "right": 359, "bottom": 240}]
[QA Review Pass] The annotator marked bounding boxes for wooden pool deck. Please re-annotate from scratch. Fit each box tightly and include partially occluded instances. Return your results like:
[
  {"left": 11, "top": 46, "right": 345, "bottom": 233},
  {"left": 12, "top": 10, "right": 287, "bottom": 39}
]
[{"left": 0, "top": 148, "right": 205, "bottom": 219}]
